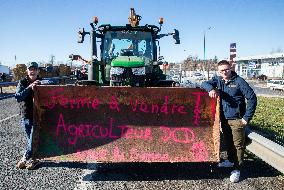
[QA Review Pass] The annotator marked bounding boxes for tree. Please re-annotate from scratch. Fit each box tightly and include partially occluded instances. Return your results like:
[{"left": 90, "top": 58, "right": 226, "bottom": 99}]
[
  {"left": 213, "top": 55, "right": 218, "bottom": 64},
  {"left": 276, "top": 47, "right": 283, "bottom": 53},
  {"left": 50, "top": 55, "right": 56, "bottom": 65},
  {"left": 271, "top": 47, "right": 283, "bottom": 54}
]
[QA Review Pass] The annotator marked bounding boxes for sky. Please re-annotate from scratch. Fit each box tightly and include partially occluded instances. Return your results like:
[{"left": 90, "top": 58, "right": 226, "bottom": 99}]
[{"left": 1, "top": 0, "right": 284, "bottom": 67}]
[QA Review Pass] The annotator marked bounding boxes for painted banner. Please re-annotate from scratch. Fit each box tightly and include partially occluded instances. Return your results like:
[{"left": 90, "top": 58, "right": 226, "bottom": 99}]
[{"left": 33, "top": 86, "right": 220, "bottom": 163}]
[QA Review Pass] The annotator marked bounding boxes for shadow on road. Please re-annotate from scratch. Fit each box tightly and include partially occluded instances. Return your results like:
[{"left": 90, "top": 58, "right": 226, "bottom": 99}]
[
  {"left": 86, "top": 159, "right": 280, "bottom": 182},
  {"left": 37, "top": 153, "right": 281, "bottom": 182},
  {"left": 85, "top": 162, "right": 227, "bottom": 181}
]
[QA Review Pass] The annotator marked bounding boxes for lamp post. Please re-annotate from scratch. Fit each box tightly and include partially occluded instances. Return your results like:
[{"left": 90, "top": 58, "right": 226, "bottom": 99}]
[
  {"left": 203, "top": 27, "right": 213, "bottom": 60},
  {"left": 203, "top": 27, "right": 213, "bottom": 79}
]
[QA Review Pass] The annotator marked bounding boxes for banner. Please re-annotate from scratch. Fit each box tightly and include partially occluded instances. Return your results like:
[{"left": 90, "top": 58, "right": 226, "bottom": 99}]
[{"left": 33, "top": 86, "right": 220, "bottom": 163}]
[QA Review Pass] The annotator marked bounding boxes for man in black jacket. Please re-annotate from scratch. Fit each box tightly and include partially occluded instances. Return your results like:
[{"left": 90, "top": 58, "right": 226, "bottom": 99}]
[
  {"left": 15, "top": 62, "right": 41, "bottom": 170},
  {"left": 201, "top": 60, "right": 257, "bottom": 183}
]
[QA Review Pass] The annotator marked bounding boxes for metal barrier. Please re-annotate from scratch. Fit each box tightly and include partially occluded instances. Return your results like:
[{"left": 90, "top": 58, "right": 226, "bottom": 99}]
[{"left": 246, "top": 127, "right": 284, "bottom": 174}]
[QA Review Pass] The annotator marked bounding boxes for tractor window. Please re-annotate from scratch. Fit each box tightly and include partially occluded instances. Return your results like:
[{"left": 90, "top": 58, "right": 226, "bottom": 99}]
[{"left": 103, "top": 31, "right": 153, "bottom": 65}]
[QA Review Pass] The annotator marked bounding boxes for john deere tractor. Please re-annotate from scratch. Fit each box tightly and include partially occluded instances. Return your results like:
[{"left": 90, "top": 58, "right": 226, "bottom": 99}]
[{"left": 71, "top": 8, "right": 180, "bottom": 87}]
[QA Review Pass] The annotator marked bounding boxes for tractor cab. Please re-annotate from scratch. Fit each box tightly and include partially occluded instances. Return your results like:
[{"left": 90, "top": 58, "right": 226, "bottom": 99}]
[
  {"left": 99, "top": 25, "right": 158, "bottom": 86},
  {"left": 73, "top": 8, "right": 180, "bottom": 87}
]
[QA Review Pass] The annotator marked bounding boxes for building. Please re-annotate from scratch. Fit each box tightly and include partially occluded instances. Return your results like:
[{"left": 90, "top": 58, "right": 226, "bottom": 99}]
[{"left": 236, "top": 52, "right": 284, "bottom": 79}]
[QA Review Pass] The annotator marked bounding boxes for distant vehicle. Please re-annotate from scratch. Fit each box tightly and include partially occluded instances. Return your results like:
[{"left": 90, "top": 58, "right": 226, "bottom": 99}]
[
  {"left": 272, "top": 81, "right": 284, "bottom": 91},
  {"left": 257, "top": 74, "right": 268, "bottom": 81},
  {"left": 172, "top": 75, "right": 180, "bottom": 82},
  {"left": 183, "top": 79, "right": 197, "bottom": 88},
  {"left": 0, "top": 65, "right": 9, "bottom": 74},
  {"left": 0, "top": 72, "right": 13, "bottom": 82},
  {"left": 267, "top": 79, "right": 283, "bottom": 90},
  {"left": 192, "top": 73, "right": 205, "bottom": 80}
]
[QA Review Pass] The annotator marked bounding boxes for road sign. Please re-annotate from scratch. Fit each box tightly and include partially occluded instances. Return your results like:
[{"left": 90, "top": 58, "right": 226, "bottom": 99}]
[{"left": 248, "top": 62, "right": 256, "bottom": 69}]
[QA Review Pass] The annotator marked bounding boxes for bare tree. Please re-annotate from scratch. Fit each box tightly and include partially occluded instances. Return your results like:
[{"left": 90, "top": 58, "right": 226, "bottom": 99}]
[
  {"left": 50, "top": 54, "right": 56, "bottom": 65},
  {"left": 276, "top": 47, "right": 283, "bottom": 53}
]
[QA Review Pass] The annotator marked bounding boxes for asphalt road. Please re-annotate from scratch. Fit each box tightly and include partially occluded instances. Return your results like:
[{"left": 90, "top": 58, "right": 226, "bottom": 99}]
[{"left": 248, "top": 81, "right": 284, "bottom": 98}]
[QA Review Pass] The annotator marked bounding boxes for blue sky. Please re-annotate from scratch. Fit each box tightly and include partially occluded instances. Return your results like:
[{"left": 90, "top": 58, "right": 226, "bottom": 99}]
[{"left": 1, "top": 0, "right": 284, "bottom": 67}]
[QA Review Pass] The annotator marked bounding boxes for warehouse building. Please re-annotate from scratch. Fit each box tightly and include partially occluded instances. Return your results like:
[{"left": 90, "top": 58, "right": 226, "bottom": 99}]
[{"left": 236, "top": 52, "right": 284, "bottom": 79}]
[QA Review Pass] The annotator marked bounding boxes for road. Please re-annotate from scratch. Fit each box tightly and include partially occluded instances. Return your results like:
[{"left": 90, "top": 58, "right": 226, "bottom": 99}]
[
  {"left": 248, "top": 81, "right": 284, "bottom": 98},
  {"left": 0, "top": 96, "right": 283, "bottom": 190},
  {"left": 188, "top": 79, "right": 284, "bottom": 98}
]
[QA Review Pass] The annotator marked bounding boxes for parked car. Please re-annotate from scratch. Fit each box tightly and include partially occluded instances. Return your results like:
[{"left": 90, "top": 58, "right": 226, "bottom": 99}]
[
  {"left": 257, "top": 74, "right": 268, "bottom": 81},
  {"left": 267, "top": 79, "right": 283, "bottom": 90},
  {"left": 172, "top": 75, "right": 180, "bottom": 82},
  {"left": 192, "top": 73, "right": 206, "bottom": 80},
  {"left": 273, "top": 81, "right": 284, "bottom": 91},
  {"left": 182, "top": 79, "right": 197, "bottom": 88}
]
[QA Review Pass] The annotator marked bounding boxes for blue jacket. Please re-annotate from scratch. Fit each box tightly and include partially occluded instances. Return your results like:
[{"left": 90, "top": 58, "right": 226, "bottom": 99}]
[{"left": 201, "top": 71, "right": 257, "bottom": 122}]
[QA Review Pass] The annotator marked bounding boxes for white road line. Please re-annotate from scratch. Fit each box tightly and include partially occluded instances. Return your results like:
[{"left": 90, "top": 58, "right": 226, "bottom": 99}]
[
  {"left": 74, "top": 163, "right": 98, "bottom": 190},
  {"left": 0, "top": 114, "right": 19, "bottom": 123}
]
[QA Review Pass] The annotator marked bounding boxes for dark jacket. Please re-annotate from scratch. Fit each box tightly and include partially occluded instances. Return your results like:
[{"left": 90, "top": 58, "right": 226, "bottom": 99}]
[
  {"left": 201, "top": 71, "right": 257, "bottom": 122},
  {"left": 15, "top": 76, "right": 41, "bottom": 120}
]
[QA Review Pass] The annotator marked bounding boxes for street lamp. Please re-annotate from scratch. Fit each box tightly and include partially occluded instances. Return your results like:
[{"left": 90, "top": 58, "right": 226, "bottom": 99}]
[
  {"left": 203, "top": 26, "right": 213, "bottom": 79},
  {"left": 203, "top": 27, "right": 213, "bottom": 61}
]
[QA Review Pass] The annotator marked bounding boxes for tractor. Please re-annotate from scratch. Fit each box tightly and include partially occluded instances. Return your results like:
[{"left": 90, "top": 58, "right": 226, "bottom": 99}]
[
  {"left": 70, "top": 8, "right": 180, "bottom": 87},
  {"left": 32, "top": 8, "right": 220, "bottom": 164}
]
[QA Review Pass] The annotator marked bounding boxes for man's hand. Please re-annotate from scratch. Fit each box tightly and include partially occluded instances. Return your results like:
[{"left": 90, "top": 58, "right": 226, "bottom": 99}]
[
  {"left": 241, "top": 118, "right": 248, "bottom": 125},
  {"left": 208, "top": 89, "right": 219, "bottom": 98},
  {"left": 28, "top": 80, "right": 40, "bottom": 90}
]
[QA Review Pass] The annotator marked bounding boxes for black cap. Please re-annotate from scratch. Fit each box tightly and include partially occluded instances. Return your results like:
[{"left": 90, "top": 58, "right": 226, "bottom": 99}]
[{"left": 27, "top": 62, "right": 39, "bottom": 69}]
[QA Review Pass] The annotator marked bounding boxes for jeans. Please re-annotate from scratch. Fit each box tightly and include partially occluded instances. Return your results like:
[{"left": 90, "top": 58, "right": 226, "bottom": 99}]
[
  {"left": 20, "top": 118, "right": 33, "bottom": 160},
  {"left": 221, "top": 119, "right": 246, "bottom": 170}
]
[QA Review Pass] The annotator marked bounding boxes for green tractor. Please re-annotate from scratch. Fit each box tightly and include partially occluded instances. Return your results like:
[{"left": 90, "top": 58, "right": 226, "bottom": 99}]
[
  {"left": 71, "top": 8, "right": 180, "bottom": 87},
  {"left": 33, "top": 9, "right": 221, "bottom": 163}
]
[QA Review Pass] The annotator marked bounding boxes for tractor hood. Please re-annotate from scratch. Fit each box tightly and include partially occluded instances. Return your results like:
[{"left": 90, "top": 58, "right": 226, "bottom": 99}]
[{"left": 111, "top": 56, "right": 144, "bottom": 67}]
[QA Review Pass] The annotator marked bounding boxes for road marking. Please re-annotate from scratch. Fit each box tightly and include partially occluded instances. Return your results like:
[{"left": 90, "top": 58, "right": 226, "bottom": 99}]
[
  {"left": 0, "top": 114, "right": 19, "bottom": 123},
  {"left": 75, "top": 163, "right": 98, "bottom": 190}
]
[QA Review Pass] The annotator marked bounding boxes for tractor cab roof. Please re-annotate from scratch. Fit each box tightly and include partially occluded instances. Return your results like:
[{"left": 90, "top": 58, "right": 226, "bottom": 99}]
[{"left": 97, "top": 24, "right": 161, "bottom": 35}]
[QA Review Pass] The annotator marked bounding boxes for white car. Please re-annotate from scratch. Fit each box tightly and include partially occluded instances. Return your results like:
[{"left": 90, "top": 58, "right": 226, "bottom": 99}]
[
  {"left": 267, "top": 79, "right": 283, "bottom": 90},
  {"left": 183, "top": 80, "right": 197, "bottom": 88},
  {"left": 172, "top": 75, "right": 180, "bottom": 82},
  {"left": 192, "top": 73, "right": 206, "bottom": 80},
  {"left": 273, "top": 81, "right": 284, "bottom": 91}
]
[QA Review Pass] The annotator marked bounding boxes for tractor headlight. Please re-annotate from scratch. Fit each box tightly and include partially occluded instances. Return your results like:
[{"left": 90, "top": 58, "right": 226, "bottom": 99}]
[
  {"left": 132, "top": 67, "right": 145, "bottom": 75},
  {"left": 110, "top": 67, "right": 124, "bottom": 75}
]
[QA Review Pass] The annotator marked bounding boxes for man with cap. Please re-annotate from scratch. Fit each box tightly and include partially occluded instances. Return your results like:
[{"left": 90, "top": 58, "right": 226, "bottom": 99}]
[{"left": 15, "top": 62, "right": 41, "bottom": 169}]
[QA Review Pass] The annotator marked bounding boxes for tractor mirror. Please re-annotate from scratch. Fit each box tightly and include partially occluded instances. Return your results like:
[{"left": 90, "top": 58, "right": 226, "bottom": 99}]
[
  {"left": 69, "top": 54, "right": 81, "bottom": 61},
  {"left": 173, "top": 29, "right": 180, "bottom": 44},
  {"left": 78, "top": 28, "right": 85, "bottom": 43}
]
